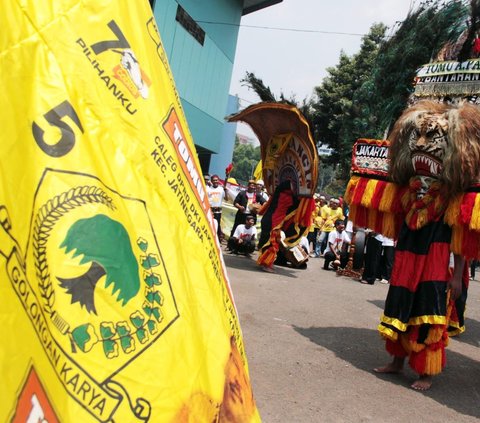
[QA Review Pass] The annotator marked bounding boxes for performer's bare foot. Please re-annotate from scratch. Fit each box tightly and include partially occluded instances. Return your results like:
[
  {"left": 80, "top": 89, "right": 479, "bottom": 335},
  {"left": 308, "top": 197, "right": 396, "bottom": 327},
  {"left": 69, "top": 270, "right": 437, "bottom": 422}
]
[
  {"left": 261, "top": 265, "right": 275, "bottom": 273},
  {"left": 373, "top": 357, "right": 404, "bottom": 374},
  {"left": 411, "top": 375, "right": 432, "bottom": 391}
]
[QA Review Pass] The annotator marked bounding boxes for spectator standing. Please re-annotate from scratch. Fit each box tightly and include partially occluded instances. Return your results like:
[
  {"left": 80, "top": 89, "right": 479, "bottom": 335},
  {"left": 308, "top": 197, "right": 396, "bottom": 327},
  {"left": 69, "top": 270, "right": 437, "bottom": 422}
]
[
  {"left": 470, "top": 259, "right": 478, "bottom": 280},
  {"left": 207, "top": 174, "right": 225, "bottom": 241},
  {"left": 227, "top": 215, "right": 257, "bottom": 256},
  {"left": 308, "top": 195, "right": 322, "bottom": 257},
  {"left": 323, "top": 220, "right": 351, "bottom": 270},
  {"left": 230, "top": 180, "right": 265, "bottom": 238},
  {"left": 313, "top": 196, "right": 328, "bottom": 256}
]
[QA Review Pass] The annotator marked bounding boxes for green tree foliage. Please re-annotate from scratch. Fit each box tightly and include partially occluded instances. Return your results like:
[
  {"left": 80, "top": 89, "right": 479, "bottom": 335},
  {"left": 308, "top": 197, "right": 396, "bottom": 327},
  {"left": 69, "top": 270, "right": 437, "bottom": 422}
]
[
  {"left": 229, "top": 136, "right": 261, "bottom": 184},
  {"left": 241, "top": 72, "right": 277, "bottom": 102},
  {"left": 371, "top": 0, "right": 468, "bottom": 133},
  {"left": 312, "top": 0, "right": 468, "bottom": 181},
  {"left": 311, "top": 24, "right": 387, "bottom": 180}
]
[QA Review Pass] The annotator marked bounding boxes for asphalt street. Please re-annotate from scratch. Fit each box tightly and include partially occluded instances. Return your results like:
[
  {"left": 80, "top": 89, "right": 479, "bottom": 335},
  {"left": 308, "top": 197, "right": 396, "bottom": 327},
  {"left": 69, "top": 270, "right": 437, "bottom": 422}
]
[{"left": 224, "top": 249, "right": 480, "bottom": 423}]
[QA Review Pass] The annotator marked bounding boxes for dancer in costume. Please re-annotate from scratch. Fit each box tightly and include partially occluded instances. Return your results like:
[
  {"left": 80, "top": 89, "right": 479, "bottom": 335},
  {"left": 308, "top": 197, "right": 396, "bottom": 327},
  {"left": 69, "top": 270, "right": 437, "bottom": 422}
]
[
  {"left": 257, "top": 180, "right": 300, "bottom": 272},
  {"left": 344, "top": 8, "right": 480, "bottom": 387},
  {"left": 346, "top": 101, "right": 478, "bottom": 390},
  {"left": 227, "top": 103, "right": 319, "bottom": 272},
  {"left": 373, "top": 102, "right": 470, "bottom": 390}
]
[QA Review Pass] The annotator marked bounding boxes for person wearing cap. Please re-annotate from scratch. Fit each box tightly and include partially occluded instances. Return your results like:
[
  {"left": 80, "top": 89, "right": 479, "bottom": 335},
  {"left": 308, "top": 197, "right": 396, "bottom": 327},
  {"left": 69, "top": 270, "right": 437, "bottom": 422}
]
[
  {"left": 230, "top": 179, "right": 266, "bottom": 238},
  {"left": 255, "top": 179, "right": 269, "bottom": 202}
]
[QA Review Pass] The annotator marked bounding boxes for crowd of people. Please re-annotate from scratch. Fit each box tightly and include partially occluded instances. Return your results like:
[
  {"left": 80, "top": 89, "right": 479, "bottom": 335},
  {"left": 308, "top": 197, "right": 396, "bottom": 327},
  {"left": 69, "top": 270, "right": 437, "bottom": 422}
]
[
  {"left": 204, "top": 173, "right": 398, "bottom": 284},
  {"left": 205, "top": 175, "right": 267, "bottom": 257},
  {"left": 205, "top": 173, "right": 480, "bottom": 289}
]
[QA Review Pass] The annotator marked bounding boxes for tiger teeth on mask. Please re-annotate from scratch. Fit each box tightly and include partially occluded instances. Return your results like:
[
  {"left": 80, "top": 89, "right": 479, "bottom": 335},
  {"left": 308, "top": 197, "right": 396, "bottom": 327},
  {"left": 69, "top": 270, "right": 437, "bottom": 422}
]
[{"left": 412, "top": 155, "right": 440, "bottom": 175}]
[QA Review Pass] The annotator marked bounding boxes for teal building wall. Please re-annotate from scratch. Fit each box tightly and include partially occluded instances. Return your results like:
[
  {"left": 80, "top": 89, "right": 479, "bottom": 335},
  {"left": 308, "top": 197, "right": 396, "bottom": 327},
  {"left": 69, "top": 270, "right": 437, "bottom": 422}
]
[{"left": 153, "top": 0, "right": 243, "bottom": 172}]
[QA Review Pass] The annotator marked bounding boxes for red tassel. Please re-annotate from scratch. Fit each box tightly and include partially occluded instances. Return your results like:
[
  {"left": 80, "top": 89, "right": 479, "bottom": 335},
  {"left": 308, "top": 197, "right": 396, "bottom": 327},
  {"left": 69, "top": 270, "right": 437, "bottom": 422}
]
[
  {"left": 409, "top": 347, "right": 446, "bottom": 376},
  {"left": 295, "top": 197, "right": 316, "bottom": 227},
  {"left": 385, "top": 338, "right": 408, "bottom": 358},
  {"left": 462, "top": 225, "right": 480, "bottom": 259},
  {"left": 352, "top": 178, "right": 369, "bottom": 205},
  {"left": 391, "top": 186, "right": 408, "bottom": 213},
  {"left": 345, "top": 180, "right": 356, "bottom": 202},
  {"left": 351, "top": 205, "right": 368, "bottom": 228},
  {"left": 371, "top": 180, "right": 387, "bottom": 209},
  {"left": 257, "top": 230, "right": 281, "bottom": 267},
  {"left": 409, "top": 349, "right": 427, "bottom": 375},
  {"left": 374, "top": 210, "right": 386, "bottom": 233},
  {"left": 460, "top": 193, "right": 476, "bottom": 224}
]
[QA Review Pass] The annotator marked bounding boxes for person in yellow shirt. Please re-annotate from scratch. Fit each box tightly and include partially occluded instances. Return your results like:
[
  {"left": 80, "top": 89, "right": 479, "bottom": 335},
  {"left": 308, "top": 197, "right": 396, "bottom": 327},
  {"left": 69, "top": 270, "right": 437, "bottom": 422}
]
[
  {"left": 308, "top": 195, "right": 325, "bottom": 257},
  {"left": 316, "top": 198, "right": 344, "bottom": 256}
]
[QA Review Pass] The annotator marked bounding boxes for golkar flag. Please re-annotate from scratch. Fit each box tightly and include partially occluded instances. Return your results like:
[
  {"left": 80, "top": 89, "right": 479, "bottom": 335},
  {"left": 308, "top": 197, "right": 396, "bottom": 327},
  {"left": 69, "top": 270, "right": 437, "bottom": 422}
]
[{"left": 0, "top": 1, "right": 259, "bottom": 422}]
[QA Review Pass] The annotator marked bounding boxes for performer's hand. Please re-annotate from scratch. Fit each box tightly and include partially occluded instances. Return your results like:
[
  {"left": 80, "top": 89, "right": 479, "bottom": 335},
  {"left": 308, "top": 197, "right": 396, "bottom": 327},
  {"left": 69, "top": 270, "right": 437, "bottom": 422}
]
[
  {"left": 448, "top": 274, "right": 462, "bottom": 300},
  {"left": 448, "top": 254, "right": 465, "bottom": 301}
]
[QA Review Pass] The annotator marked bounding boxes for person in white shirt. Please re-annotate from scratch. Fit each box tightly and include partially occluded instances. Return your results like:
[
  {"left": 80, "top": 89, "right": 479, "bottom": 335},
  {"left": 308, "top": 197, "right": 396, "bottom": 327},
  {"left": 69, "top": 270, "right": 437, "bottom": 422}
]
[
  {"left": 207, "top": 174, "right": 226, "bottom": 241},
  {"left": 227, "top": 215, "right": 257, "bottom": 256},
  {"left": 323, "top": 220, "right": 351, "bottom": 270}
]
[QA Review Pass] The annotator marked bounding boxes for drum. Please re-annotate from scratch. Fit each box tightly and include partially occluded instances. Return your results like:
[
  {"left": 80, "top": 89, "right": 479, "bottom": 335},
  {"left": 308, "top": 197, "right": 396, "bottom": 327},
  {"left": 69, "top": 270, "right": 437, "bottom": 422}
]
[
  {"left": 352, "top": 229, "right": 366, "bottom": 270},
  {"left": 283, "top": 245, "right": 309, "bottom": 267}
]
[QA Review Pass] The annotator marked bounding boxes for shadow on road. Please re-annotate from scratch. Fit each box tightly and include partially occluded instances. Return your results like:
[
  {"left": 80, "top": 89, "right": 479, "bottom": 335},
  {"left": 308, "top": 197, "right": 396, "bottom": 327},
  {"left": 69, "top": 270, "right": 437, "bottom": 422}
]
[
  {"left": 293, "top": 325, "right": 480, "bottom": 420},
  {"left": 453, "top": 317, "right": 480, "bottom": 348},
  {"left": 223, "top": 253, "right": 299, "bottom": 278},
  {"left": 367, "top": 299, "right": 385, "bottom": 311}
]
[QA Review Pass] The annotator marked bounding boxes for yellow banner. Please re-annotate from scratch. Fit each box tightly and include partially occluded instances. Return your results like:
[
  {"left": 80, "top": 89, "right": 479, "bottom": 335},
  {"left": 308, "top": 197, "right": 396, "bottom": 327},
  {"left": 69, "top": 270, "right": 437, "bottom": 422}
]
[{"left": 0, "top": 1, "right": 259, "bottom": 422}]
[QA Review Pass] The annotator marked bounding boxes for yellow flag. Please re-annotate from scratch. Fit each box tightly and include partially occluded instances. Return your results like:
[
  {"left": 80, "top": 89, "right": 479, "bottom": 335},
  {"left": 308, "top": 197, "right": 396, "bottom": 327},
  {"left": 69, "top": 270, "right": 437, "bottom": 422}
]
[
  {"left": 253, "top": 160, "right": 263, "bottom": 182},
  {"left": 0, "top": 1, "right": 259, "bottom": 422}
]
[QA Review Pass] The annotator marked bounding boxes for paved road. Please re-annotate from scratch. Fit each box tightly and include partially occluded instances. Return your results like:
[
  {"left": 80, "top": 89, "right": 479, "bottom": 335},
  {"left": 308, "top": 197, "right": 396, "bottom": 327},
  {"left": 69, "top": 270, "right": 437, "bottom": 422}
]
[{"left": 224, "top": 250, "right": 480, "bottom": 423}]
